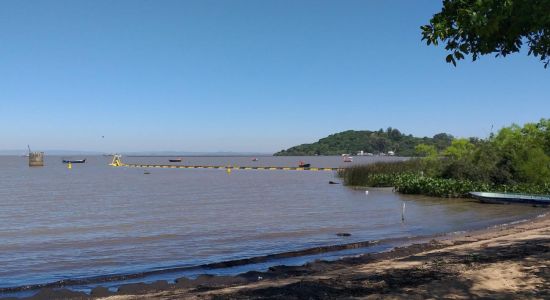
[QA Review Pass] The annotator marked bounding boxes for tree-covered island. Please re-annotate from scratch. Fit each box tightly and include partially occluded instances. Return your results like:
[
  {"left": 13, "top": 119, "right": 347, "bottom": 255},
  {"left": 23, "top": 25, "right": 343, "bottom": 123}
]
[{"left": 274, "top": 128, "right": 453, "bottom": 156}]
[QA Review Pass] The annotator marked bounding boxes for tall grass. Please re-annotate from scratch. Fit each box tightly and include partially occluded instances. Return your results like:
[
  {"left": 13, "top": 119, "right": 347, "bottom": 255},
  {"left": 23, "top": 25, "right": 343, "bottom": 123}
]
[{"left": 338, "top": 159, "right": 423, "bottom": 187}]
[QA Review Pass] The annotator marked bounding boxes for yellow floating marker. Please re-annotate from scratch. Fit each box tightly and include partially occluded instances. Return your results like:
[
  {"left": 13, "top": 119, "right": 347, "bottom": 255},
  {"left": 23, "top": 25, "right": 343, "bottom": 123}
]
[
  {"left": 109, "top": 154, "right": 123, "bottom": 167},
  {"left": 226, "top": 168, "right": 232, "bottom": 174},
  {"left": 67, "top": 162, "right": 72, "bottom": 169}
]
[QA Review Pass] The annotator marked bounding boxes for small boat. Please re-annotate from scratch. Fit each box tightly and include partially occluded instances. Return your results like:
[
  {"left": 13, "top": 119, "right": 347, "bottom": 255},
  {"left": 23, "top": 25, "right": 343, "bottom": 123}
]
[
  {"left": 343, "top": 156, "right": 353, "bottom": 162},
  {"left": 252, "top": 158, "right": 259, "bottom": 161},
  {"left": 62, "top": 159, "right": 86, "bottom": 164},
  {"left": 169, "top": 158, "right": 182, "bottom": 162},
  {"left": 469, "top": 192, "right": 550, "bottom": 206},
  {"left": 298, "top": 161, "right": 311, "bottom": 168}
]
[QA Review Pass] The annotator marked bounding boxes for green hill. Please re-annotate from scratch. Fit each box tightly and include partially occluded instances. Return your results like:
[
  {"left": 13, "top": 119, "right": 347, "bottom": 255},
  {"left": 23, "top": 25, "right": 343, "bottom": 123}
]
[{"left": 274, "top": 128, "right": 453, "bottom": 156}]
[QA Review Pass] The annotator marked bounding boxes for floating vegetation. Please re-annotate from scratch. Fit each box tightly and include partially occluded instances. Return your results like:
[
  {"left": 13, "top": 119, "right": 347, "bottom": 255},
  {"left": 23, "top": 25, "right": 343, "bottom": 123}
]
[{"left": 340, "top": 171, "right": 550, "bottom": 198}]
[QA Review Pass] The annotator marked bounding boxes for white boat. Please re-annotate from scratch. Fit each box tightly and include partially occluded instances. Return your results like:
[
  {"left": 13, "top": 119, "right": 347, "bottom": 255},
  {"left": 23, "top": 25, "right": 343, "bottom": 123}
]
[{"left": 469, "top": 192, "right": 550, "bottom": 206}]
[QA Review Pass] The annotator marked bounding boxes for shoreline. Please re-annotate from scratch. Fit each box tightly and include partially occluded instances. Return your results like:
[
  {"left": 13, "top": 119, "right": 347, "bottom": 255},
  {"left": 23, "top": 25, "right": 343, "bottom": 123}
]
[
  {"left": 3, "top": 211, "right": 548, "bottom": 299},
  {"left": 0, "top": 239, "right": 385, "bottom": 294},
  {"left": 0, "top": 228, "right": 452, "bottom": 296}
]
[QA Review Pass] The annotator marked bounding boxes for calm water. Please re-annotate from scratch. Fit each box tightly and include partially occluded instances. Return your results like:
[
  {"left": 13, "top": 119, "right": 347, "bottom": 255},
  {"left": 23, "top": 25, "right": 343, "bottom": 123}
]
[{"left": 0, "top": 155, "right": 545, "bottom": 291}]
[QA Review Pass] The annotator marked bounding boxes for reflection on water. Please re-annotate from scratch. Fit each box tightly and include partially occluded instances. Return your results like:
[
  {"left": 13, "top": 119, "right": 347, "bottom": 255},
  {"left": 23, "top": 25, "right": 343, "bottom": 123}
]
[{"left": 0, "top": 155, "right": 544, "bottom": 289}]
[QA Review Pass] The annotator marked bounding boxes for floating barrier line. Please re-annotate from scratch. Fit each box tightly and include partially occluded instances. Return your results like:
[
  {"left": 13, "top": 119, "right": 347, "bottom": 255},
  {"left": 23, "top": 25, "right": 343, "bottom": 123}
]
[
  {"left": 109, "top": 155, "right": 340, "bottom": 171},
  {"left": 123, "top": 163, "right": 338, "bottom": 171}
]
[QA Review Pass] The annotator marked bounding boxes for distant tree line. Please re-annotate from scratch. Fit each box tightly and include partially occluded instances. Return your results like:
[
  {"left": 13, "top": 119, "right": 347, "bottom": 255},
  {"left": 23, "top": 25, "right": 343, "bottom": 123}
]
[{"left": 274, "top": 128, "right": 453, "bottom": 156}]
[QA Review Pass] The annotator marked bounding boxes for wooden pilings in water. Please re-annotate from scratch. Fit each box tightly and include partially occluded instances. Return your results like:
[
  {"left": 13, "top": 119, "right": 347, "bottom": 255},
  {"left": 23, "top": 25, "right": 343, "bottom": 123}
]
[{"left": 29, "top": 152, "right": 44, "bottom": 167}]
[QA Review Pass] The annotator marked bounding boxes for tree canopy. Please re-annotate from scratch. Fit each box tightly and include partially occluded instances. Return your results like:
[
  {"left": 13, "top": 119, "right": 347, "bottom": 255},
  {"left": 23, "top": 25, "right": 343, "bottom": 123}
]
[
  {"left": 422, "top": 0, "right": 550, "bottom": 68},
  {"left": 416, "top": 119, "right": 550, "bottom": 184}
]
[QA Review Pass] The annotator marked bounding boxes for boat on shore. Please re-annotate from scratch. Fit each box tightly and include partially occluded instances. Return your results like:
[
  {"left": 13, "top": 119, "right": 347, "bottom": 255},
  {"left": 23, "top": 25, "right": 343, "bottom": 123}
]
[
  {"left": 62, "top": 159, "right": 86, "bottom": 164},
  {"left": 469, "top": 192, "right": 550, "bottom": 206}
]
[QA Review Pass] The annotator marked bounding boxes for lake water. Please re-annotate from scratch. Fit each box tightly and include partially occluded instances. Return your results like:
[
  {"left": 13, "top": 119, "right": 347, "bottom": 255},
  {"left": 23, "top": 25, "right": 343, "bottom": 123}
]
[{"left": 0, "top": 155, "right": 545, "bottom": 293}]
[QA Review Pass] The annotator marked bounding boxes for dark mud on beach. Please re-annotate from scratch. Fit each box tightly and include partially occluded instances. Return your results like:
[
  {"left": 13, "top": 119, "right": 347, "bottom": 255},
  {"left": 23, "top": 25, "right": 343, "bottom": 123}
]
[
  {"left": 2, "top": 239, "right": 445, "bottom": 300},
  {"left": 0, "top": 238, "right": 382, "bottom": 294}
]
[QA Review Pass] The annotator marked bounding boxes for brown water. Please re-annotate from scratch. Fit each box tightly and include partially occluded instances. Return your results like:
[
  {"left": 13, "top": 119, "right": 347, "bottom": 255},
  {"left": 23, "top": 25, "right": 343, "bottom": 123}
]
[{"left": 0, "top": 155, "right": 545, "bottom": 292}]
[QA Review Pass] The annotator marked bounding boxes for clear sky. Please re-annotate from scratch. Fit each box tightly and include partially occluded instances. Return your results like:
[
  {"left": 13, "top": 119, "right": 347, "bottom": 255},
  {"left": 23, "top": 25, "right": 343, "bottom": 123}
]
[{"left": 1, "top": 0, "right": 548, "bottom": 153}]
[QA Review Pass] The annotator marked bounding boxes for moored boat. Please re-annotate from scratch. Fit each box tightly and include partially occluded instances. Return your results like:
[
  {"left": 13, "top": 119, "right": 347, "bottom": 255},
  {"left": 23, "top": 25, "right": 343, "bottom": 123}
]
[
  {"left": 469, "top": 192, "right": 550, "bottom": 206},
  {"left": 62, "top": 159, "right": 86, "bottom": 164},
  {"left": 169, "top": 158, "right": 182, "bottom": 162},
  {"left": 298, "top": 161, "right": 311, "bottom": 168}
]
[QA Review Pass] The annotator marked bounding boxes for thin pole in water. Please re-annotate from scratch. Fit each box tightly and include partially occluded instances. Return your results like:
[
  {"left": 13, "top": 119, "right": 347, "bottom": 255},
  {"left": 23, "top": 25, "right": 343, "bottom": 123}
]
[{"left": 401, "top": 202, "right": 406, "bottom": 222}]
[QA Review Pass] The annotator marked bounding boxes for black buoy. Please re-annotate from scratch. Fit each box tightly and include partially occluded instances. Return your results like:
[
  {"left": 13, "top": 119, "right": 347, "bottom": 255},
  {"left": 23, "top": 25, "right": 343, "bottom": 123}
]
[{"left": 329, "top": 181, "right": 340, "bottom": 184}]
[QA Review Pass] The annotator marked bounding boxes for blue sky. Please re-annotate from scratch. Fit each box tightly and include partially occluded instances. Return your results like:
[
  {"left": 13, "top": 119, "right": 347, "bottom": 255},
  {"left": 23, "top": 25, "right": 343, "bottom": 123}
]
[{"left": 1, "top": 0, "right": 548, "bottom": 153}]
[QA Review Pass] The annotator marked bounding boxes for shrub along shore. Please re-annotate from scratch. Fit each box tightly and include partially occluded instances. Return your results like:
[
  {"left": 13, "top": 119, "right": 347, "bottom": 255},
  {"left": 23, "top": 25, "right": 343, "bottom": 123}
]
[{"left": 338, "top": 119, "right": 550, "bottom": 198}]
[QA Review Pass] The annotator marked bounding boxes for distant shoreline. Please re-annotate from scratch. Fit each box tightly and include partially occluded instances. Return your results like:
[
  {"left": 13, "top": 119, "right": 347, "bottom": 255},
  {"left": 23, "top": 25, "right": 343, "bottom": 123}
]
[{"left": 125, "top": 155, "right": 274, "bottom": 158}]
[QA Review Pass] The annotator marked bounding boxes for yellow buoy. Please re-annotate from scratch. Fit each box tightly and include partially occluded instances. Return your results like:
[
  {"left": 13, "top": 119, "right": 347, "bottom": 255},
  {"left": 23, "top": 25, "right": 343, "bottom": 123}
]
[
  {"left": 67, "top": 162, "right": 72, "bottom": 169},
  {"left": 226, "top": 168, "right": 231, "bottom": 174}
]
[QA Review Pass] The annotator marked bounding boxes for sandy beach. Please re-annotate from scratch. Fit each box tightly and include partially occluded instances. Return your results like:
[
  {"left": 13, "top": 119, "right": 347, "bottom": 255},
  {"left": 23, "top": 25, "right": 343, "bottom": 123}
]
[{"left": 12, "top": 210, "right": 548, "bottom": 300}]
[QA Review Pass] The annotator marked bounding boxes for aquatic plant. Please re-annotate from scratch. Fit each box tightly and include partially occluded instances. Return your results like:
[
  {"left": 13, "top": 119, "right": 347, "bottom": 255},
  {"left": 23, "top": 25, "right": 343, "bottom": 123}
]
[{"left": 352, "top": 173, "right": 550, "bottom": 198}]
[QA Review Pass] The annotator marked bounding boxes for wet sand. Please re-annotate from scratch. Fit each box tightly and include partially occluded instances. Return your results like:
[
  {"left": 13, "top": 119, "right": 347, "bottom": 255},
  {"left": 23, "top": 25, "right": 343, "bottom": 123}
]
[{"left": 10, "top": 211, "right": 549, "bottom": 300}]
